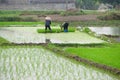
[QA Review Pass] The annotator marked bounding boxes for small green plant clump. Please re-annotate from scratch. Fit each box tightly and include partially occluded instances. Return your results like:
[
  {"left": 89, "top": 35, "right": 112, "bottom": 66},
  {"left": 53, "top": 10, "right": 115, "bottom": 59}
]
[
  {"left": 0, "top": 37, "right": 9, "bottom": 45},
  {"left": 37, "top": 27, "right": 75, "bottom": 33},
  {"left": 37, "top": 28, "right": 61, "bottom": 33}
]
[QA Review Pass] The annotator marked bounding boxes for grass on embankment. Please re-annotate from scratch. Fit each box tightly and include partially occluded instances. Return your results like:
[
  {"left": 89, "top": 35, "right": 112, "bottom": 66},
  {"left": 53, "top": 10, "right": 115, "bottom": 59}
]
[
  {"left": 70, "top": 20, "right": 120, "bottom": 27},
  {"left": 0, "top": 22, "right": 43, "bottom": 27},
  {"left": 0, "top": 22, "right": 60, "bottom": 27},
  {"left": 65, "top": 43, "right": 120, "bottom": 69},
  {"left": 0, "top": 37, "right": 9, "bottom": 45}
]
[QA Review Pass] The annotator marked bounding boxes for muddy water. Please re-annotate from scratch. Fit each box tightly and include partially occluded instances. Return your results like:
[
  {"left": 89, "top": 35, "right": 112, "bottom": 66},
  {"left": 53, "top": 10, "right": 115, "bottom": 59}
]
[
  {"left": 88, "top": 27, "right": 120, "bottom": 36},
  {"left": 0, "top": 46, "right": 119, "bottom": 80},
  {"left": 0, "top": 27, "right": 45, "bottom": 43},
  {"left": 0, "top": 27, "right": 105, "bottom": 44},
  {"left": 89, "top": 27, "right": 120, "bottom": 42}
]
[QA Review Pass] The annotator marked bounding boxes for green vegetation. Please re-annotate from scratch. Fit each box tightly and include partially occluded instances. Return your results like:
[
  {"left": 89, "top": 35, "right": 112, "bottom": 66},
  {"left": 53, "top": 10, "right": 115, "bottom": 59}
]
[
  {"left": 0, "top": 22, "right": 61, "bottom": 27},
  {"left": 0, "top": 16, "right": 37, "bottom": 22},
  {"left": 98, "top": 12, "right": 120, "bottom": 20},
  {"left": 0, "top": 10, "right": 85, "bottom": 17},
  {"left": 65, "top": 43, "right": 120, "bottom": 69},
  {"left": 0, "top": 10, "right": 119, "bottom": 70},
  {"left": 60, "top": 10, "right": 85, "bottom": 16},
  {"left": 0, "top": 37, "right": 9, "bottom": 45},
  {"left": 0, "top": 10, "right": 119, "bottom": 17},
  {"left": 0, "top": 22, "right": 41, "bottom": 27},
  {"left": 75, "top": 0, "right": 120, "bottom": 9},
  {"left": 0, "top": 16, "right": 22, "bottom": 22},
  {"left": 1, "top": 46, "right": 118, "bottom": 80},
  {"left": 0, "top": 10, "right": 21, "bottom": 17},
  {"left": 71, "top": 20, "right": 120, "bottom": 27},
  {"left": 75, "top": 0, "right": 99, "bottom": 10},
  {"left": 0, "top": 10, "right": 119, "bottom": 27},
  {"left": 0, "top": 20, "right": 120, "bottom": 27},
  {"left": 37, "top": 27, "right": 75, "bottom": 33}
]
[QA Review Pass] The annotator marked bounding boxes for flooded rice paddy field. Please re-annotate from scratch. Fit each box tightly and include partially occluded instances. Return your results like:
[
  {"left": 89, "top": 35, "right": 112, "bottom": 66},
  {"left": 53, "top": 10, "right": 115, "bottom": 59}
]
[
  {"left": 88, "top": 27, "right": 120, "bottom": 42},
  {"left": 0, "top": 46, "right": 119, "bottom": 80},
  {"left": 88, "top": 27, "right": 120, "bottom": 36},
  {"left": 0, "top": 27, "right": 105, "bottom": 44},
  {"left": 0, "top": 27, "right": 45, "bottom": 43}
]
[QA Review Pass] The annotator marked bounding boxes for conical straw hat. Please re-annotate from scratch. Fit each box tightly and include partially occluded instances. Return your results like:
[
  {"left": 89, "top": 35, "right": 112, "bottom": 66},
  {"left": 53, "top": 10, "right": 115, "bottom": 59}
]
[{"left": 45, "top": 16, "right": 51, "bottom": 20}]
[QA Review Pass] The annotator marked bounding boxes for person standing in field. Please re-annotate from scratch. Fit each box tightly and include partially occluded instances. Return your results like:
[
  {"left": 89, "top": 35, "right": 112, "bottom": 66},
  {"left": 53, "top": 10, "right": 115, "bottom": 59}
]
[{"left": 45, "top": 16, "right": 52, "bottom": 32}]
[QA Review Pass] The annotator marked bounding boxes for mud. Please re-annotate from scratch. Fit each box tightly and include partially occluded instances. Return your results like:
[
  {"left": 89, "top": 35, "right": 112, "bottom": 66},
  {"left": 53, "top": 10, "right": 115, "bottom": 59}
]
[{"left": 71, "top": 56, "right": 120, "bottom": 75}]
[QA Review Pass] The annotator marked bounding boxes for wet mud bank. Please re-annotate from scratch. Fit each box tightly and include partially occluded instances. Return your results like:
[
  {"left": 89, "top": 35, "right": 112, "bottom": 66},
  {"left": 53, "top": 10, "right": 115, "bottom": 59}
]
[{"left": 71, "top": 56, "right": 120, "bottom": 75}]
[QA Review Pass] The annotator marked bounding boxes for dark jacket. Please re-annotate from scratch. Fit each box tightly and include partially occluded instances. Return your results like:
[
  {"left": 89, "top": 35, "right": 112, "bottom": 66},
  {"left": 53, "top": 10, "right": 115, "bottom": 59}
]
[
  {"left": 63, "top": 22, "right": 69, "bottom": 30},
  {"left": 45, "top": 20, "right": 51, "bottom": 26}
]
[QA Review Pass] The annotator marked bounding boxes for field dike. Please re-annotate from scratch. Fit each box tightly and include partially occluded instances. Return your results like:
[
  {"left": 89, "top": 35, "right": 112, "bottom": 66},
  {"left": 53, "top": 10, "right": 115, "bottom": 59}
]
[
  {"left": 42, "top": 44, "right": 120, "bottom": 76},
  {"left": 1, "top": 43, "right": 120, "bottom": 76}
]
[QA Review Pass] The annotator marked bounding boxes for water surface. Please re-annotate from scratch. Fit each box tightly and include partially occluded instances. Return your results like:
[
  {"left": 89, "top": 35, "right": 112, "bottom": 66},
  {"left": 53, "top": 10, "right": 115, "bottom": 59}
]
[
  {"left": 0, "top": 27, "right": 105, "bottom": 44},
  {"left": 88, "top": 27, "right": 120, "bottom": 42},
  {"left": 0, "top": 46, "right": 119, "bottom": 80},
  {"left": 89, "top": 27, "right": 120, "bottom": 36}
]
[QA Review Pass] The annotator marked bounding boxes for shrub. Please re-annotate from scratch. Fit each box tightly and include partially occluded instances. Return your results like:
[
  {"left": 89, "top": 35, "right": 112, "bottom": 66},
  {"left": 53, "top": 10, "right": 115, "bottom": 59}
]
[{"left": 80, "top": 27, "right": 92, "bottom": 33}]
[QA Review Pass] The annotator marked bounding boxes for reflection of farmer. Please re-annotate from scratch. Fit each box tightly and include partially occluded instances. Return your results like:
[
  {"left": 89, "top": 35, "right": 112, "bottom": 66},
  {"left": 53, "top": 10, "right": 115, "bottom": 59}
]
[
  {"left": 61, "top": 22, "right": 69, "bottom": 32},
  {"left": 45, "top": 16, "right": 52, "bottom": 31}
]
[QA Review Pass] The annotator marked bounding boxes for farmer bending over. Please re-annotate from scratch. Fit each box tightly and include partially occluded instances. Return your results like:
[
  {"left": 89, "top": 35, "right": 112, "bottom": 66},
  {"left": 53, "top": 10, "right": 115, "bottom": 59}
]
[{"left": 61, "top": 22, "right": 69, "bottom": 32}]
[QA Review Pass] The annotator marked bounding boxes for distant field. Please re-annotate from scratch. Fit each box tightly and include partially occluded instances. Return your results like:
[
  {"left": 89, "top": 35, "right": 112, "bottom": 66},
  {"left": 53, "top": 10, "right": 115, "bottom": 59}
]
[
  {"left": 0, "top": 20, "right": 120, "bottom": 27},
  {"left": 0, "top": 10, "right": 120, "bottom": 27},
  {"left": 0, "top": 10, "right": 119, "bottom": 16},
  {"left": 0, "top": 22, "right": 42, "bottom": 27}
]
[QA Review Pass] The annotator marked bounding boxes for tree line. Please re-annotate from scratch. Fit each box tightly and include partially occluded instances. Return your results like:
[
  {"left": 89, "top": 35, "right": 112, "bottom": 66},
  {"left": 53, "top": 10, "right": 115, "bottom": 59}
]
[{"left": 75, "top": 0, "right": 120, "bottom": 10}]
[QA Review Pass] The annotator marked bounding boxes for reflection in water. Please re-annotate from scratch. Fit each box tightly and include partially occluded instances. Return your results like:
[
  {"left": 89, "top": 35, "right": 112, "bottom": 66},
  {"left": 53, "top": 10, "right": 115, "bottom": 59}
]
[
  {"left": 88, "top": 27, "right": 120, "bottom": 42},
  {"left": 89, "top": 27, "right": 120, "bottom": 36}
]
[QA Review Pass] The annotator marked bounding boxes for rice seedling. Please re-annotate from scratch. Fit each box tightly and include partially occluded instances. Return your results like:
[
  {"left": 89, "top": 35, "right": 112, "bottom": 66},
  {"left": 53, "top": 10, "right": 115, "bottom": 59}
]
[
  {"left": 65, "top": 43, "right": 120, "bottom": 69},
  {"left": 37, "top": 27, "right": 75, "bottom": 33},
  {"left": 0, "top": 46, "right": 119, "bottom": 80}
]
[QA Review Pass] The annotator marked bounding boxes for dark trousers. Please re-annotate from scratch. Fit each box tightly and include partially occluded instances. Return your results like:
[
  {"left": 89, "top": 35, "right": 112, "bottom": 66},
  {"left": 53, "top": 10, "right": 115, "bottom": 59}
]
[{"left": 45, "top": 25, "right": 51, "bottom": 31}]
